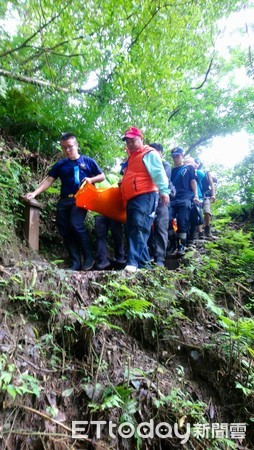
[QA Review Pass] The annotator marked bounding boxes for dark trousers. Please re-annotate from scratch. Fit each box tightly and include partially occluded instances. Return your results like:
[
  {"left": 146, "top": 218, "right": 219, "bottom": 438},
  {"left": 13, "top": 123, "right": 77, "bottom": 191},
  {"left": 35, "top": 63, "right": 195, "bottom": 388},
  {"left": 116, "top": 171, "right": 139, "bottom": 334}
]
[
  {"left": 168, "top": 198, "right": 192, "bottom": 234},
  {"left": 168, "top": 197, "right": 192, "bottom": 248},
  {"left": 148, "top": 202, "right": 169, "bottom": 263},
  {"left": 95, "top": 215, "right": 125, "bottom": 266},
  {"left": 126, "top": 192, "right": 159, "bottom": 268},
  {"left": 56, "top": 198, "right": 93, "bottom": 266},
  {"left": 56, "top": 198, "right": 88, "bottom": 237}
]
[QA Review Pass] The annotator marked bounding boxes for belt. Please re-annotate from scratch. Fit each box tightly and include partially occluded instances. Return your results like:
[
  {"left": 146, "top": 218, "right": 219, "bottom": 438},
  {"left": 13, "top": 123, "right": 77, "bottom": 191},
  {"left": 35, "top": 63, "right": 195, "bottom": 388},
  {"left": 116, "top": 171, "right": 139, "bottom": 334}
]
[{"left": 61, "top": 194, "right": 75, "bottom": 199}]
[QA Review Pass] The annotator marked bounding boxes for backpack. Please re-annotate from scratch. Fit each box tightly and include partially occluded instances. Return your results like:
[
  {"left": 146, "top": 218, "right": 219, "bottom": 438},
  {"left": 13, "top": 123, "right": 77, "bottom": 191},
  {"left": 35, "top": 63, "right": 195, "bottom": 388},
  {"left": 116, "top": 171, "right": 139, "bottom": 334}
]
[
  {"left": 199, "top": 171, "right": 214, "bottom": 197},
  {"left": 190, "top": 203, "right": 204, "bottom": 226},
  {"left": 201, "top": 172, "right": 211, "bottom": 196}
]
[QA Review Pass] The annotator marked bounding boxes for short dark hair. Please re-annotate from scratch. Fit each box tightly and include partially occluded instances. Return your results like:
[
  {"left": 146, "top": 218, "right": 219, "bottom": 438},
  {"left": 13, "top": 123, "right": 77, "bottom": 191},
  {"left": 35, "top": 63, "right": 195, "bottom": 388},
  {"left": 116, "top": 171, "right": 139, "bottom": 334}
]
[
  {"left": 60, "top": 132, "right": 77, "bottom": 141},
  {"left": 150, "top": 142, "right": 163, "bottom": 152}
]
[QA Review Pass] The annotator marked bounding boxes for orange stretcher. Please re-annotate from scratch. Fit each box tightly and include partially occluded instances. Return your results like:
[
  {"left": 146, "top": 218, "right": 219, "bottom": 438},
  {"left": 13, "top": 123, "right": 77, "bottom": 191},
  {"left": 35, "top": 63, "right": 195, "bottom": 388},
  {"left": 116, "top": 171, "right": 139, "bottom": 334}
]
[{"left": 75, "top": 181, "right": 126, "bottom": 223}]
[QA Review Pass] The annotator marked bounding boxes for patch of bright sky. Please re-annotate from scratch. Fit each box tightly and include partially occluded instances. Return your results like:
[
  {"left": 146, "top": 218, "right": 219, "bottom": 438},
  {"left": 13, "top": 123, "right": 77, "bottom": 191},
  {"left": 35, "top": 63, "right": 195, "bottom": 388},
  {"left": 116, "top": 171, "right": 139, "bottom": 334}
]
[
  {"left": 83, "top": 71, "right": 99, "bottom": 90},
  {"left": 215, "top": 8, "right": 253, "bottom": 89},
  {"left": 215, "top": 7, "right": 253, "bottom": 59},
  {"left": 200, "top": 131, "right": 250, "bottom": 169},
  {"left": 200, "top": 8, "right": 253, "bottom": 169},
  {"left": 0, "top": 3, "right": 19, "bottom": 36}
]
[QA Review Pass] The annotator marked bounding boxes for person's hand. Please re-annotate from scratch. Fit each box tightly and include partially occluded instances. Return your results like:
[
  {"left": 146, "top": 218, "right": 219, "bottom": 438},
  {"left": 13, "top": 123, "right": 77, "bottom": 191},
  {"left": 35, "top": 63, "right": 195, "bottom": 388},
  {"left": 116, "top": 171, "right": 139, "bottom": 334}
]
[
  {"left": 24, "top": 192, "right": 35, "bottom": 201},
  {"left": 160, "top": 193, "right": 169, "bottom": 206},
  {"left": 211, "top": 196, "right": 216, "bottom": 203},
  {"left": 193, "top": 196, "right": 200, "bottom": 204},
  {"left": 84, "top": 177, "right": 92, "bottom": 184}
]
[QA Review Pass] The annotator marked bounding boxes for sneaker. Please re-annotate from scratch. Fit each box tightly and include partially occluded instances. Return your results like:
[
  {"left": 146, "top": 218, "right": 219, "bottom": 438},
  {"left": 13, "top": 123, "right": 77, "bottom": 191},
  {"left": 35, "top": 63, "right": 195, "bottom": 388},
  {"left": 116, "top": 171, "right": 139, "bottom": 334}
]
[
  {"left": 198, "top": 231, "right": 204, "bottom": 239},
  {"left": 82, "top": 256, "right": 95, "bottom": 271},
  {"left": 124, "top": 265, "right": 138, "bottom": 273},
  {"left": 177, "top": 245, "right": 185, "bottom": 256}
]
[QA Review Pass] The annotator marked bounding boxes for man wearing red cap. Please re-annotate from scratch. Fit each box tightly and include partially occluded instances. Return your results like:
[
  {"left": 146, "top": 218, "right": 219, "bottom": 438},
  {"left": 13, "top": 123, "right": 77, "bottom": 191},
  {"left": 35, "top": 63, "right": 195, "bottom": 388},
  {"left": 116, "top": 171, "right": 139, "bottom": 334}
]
[{"left": 120, "top": 126, "right": 170, "bottom": 272}]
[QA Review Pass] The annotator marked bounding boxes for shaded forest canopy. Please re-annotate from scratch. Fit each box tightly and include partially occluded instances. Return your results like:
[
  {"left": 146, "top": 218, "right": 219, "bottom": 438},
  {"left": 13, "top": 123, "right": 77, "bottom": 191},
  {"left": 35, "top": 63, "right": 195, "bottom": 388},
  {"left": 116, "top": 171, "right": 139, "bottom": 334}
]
[{"left": 0, "top": 0, "right": 254, "bottom": 161}]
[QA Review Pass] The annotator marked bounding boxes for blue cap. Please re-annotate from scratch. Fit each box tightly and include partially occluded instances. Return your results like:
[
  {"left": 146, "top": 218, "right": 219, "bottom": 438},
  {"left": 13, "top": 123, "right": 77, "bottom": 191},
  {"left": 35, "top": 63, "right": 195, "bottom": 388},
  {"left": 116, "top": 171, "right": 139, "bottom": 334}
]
[{"left": 171, "top": 147, "right": 183, "bottom": 156}]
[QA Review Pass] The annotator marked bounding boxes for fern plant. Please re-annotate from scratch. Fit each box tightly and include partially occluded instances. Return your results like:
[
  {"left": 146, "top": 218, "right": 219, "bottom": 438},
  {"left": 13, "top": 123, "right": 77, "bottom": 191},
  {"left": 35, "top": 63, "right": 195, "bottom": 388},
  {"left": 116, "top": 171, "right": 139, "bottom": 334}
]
[
  {"left": 68, "top": 280, "right": 155, "bottom": 334},
  {"left": 187, "top": 286, "right": 254, "bottom": 396}
]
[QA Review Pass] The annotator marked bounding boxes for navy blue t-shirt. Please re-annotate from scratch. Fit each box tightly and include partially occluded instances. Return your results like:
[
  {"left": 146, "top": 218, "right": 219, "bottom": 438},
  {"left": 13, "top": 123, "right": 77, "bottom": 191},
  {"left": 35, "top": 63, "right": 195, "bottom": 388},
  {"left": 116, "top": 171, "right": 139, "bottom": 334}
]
[
  {"left": 48, "top": 155, "right": 103, "bottom": 197},
  {"left": 171, "top": 164, "right": 196, "bottom": 200}
]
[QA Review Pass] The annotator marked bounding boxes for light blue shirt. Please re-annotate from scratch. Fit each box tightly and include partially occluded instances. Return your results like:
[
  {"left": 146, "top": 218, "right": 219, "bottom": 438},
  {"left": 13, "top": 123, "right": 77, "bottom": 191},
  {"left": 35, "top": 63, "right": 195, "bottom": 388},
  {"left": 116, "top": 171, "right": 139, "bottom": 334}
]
[{"left": 143, "top": 151, "right": 170, "bottom": 195}]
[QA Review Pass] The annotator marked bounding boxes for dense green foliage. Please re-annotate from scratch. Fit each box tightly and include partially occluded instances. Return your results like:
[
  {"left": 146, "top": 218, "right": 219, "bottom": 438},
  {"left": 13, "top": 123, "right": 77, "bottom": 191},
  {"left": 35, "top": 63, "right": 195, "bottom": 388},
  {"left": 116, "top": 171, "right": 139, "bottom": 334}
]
[{"left": 0, "top": 0, "right": 253, "bottom": 161}]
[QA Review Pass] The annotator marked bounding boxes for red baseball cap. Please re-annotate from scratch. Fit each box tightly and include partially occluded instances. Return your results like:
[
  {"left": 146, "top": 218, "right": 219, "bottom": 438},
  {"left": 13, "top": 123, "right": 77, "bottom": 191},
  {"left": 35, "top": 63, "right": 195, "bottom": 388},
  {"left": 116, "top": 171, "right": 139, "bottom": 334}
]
[{"left": 122, "top": 126, "right": 143, "bottom": 141}]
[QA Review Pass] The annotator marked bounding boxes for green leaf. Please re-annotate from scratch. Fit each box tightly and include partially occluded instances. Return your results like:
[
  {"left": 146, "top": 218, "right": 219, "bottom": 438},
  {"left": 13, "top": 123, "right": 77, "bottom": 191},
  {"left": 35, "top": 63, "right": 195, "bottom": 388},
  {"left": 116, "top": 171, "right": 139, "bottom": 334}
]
[
  {"left": 6, "top": 385, "right": 17, "bottom": 399},
  {"left": 62, "top": 387, "right": 74, "bottom": 397}
]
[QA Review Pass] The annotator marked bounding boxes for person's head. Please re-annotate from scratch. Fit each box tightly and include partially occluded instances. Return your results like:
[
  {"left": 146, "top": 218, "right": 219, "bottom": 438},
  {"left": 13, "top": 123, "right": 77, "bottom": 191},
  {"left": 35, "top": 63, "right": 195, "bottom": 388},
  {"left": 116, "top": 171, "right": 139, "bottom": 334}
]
[
  {"left": 122, "top": 126, "right": 143, "bottom": 153},
  {"left": 60, "top": 132, "right": 79, "bottom": 160},
  {"left": 150, "top": 142, "right": 163, "bottom": 157},
  {"left": 171, "top": 147, "right": 184, "bottom": 166},
  {"left": 194, "top": 158, "right": 203, "bottom": 170},
  {"left": 184, "top": 155, "right": 197, "bottom": 168}
]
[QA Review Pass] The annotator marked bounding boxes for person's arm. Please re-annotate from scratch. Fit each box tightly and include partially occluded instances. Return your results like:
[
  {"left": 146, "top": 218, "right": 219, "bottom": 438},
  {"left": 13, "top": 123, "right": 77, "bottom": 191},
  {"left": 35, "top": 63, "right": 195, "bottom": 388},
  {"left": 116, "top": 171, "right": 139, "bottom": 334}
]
[
  {"left": 143, "top": 151, "right": 169, "bottom": 205},
  {"left": 207, "top": 171, "right": 216, "bottom": 202},
  {"left": 85, "top": 172, "right": 105, "bottom": 184},
  {"left": 163, "top": 161, "right": 171, "bottom": 182},
  {"left": 190, "top": 179, "right": 199, "bottom": 203},
  {"left": 24, "top": 176, "right": 55, "bottom": 200}
]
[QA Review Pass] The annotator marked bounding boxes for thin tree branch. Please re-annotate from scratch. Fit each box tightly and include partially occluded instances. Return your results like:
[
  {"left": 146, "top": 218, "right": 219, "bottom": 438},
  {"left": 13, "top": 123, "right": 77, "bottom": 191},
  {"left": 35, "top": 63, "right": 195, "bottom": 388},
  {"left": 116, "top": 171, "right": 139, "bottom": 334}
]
[
  {"left": 0, "top": 68, "right": 97, "bottom": 95},
  {"left": 168, "top": 107, "right": 180, "bottom": 123},
  {"left": 187, "top": 133, "right": 215, "bottom": 152},
  {"left": 128, "top": 2, "right": 174, "bottom": 50},
  {"left": 38, "top": 0, "right": 55, "bottom": 83},
  {"left": 245, "top": 23, "right": 254, "bottom": 75},
  {"left": 21, "top": 405, "right": 92, "bottom": 444},
  {"left": 128, "top": 5, "right": 161, "bottom": 49},
  {"left": 191, "top": 57, "right": 214, "bottom": 90},
  {"left": 0, "top": 4, "right": 70, "bottom": 59},
  {"left": 20, "top": 36, "right": 88, "bottom": 66}
]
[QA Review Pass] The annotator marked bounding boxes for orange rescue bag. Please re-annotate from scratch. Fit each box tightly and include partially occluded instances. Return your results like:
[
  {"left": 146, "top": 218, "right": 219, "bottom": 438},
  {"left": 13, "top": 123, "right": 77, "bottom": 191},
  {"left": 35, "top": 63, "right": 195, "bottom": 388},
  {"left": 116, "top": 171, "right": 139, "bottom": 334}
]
[{"left": 75, "top": 182, "right": 126, "bottom": 223}]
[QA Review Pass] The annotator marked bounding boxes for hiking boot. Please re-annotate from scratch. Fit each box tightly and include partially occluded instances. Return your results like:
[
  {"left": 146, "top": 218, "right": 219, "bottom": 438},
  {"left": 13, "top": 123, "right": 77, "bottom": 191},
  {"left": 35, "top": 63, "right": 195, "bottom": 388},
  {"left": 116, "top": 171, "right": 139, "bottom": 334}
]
[
  {"left": 167, "top": 245, "right": 177, "bottom": 255},
  {"left": 112, "top": 259, "right": 126, "bottom": 270},
  {"left": 204, "top": 226, "right": 213, "bottom": 238},
  {"left": 198, "top": 231, "right": 204, "bottom": 239},
  {"left": 82, "top": 255, "right": 95, "bottom": 271},
  {"left": 96, "top": 262, "right": 111, "bottom": 270},
  {"left": 155, "top": 260, "right": 165, "bottom": 267},
  {"left": 115, "top": 258, "right": 126, "bottom": 265},
  {"left": 63, "top": 238, "right": 82, "bottom": 271},
  {"left": 177, "top": 245, "right": 185, "bottom": 256},
  {"left": 68, "top": 263, "right": 81, "bottom": 271}
]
